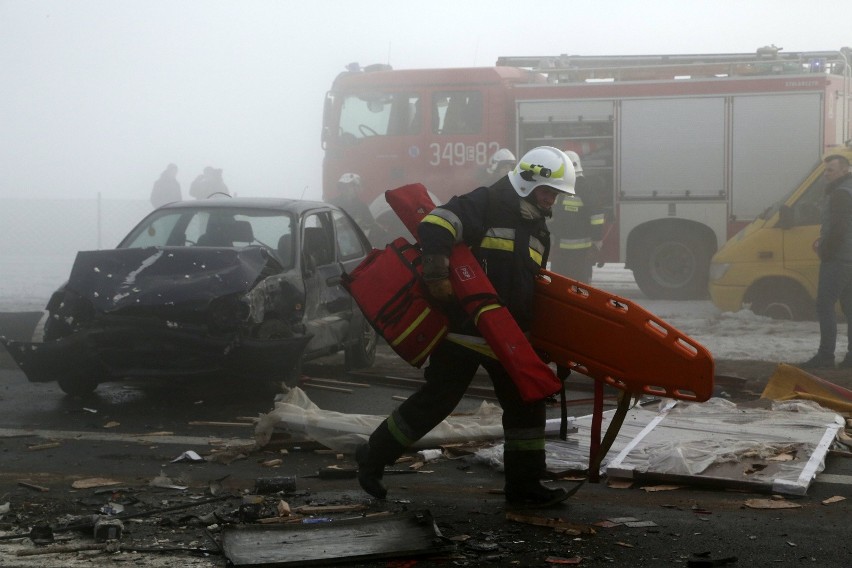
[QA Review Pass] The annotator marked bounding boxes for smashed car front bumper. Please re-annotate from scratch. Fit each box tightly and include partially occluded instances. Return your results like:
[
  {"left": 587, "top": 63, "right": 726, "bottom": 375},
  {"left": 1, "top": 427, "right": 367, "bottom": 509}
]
[{"left": 0, "top": 325, "right": 310, "bottom": 384}]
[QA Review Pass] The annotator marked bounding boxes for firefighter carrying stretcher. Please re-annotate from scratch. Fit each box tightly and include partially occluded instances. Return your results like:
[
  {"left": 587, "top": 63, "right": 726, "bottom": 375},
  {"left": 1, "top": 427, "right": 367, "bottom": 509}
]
[{"left": 356, "top": 146, "right": 577, "bottom": 507}]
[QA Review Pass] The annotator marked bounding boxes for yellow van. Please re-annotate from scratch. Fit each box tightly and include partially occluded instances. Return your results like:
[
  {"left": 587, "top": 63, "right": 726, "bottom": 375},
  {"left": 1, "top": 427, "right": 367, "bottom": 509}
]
[{"left": 708, "top": 146, "right": 852, "bottom": 320}]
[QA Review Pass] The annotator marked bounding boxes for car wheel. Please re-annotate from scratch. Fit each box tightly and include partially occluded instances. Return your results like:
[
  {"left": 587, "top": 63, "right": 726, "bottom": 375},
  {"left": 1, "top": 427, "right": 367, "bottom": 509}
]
[
  {"left": 345, "top": 316, "right": 377, "bottom": 370},
  {"left": 57, "top": 374, "right": 98, "bottom": 396}
]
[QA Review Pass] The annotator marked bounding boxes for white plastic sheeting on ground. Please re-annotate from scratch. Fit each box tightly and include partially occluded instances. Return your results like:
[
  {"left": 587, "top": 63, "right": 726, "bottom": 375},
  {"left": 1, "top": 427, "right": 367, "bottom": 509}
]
[
  {"left": 255, "top": 389, "right": 842, "bottom": 496},
  {"left": 254, "top": 387, "right": 506, "bottom": 454}
]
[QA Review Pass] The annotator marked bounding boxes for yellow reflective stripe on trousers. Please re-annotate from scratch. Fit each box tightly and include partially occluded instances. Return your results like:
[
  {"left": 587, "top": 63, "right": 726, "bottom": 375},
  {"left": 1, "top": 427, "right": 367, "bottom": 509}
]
[
  {"left": 388, "top": 411, "right": 416, "bottom": 447},
  {"left": 559, "top": 238, "right": 592, "bottom": 250},
  {"left": 504, "top": 438, "right": 546, "bottom": 451}
]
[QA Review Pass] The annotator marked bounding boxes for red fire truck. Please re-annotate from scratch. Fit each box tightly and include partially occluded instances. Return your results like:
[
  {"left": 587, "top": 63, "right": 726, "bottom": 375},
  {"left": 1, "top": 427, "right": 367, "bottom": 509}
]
[{"left": 321, "top": 48, "right": 851, "bottom": 299}]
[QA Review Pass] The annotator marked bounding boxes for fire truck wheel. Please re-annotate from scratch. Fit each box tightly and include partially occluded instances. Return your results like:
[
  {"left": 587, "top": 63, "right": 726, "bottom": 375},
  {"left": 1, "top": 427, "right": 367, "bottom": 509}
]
[{"left": 632, "top": 230, "right": 711, "bottom": 300}]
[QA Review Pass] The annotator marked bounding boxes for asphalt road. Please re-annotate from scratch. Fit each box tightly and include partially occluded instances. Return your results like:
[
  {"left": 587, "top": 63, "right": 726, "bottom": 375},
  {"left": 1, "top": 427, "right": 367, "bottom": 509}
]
[{"left": 1, "top": 337, "right": 852, "bottom": 567}]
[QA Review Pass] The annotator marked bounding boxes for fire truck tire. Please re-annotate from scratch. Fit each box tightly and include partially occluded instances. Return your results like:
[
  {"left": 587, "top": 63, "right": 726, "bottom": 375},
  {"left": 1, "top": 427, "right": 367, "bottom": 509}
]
[{"left": 632, "top": 230, "right": 711, "bottom": 300}]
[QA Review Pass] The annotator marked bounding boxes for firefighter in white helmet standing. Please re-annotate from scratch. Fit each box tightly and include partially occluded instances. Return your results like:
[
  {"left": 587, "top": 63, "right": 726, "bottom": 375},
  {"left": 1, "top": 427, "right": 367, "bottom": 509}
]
[
  {"left": 330, "top": 173, "right": 378, "bottom": 241},
  {"left": 549, "top": 151, "right": 606, "bottom": 282},
  {"left": 481, "top": 147, "right": 517, "bottom": 185},
  {"left": 356, "top": 146, "right": 576, "bottom": 507}
]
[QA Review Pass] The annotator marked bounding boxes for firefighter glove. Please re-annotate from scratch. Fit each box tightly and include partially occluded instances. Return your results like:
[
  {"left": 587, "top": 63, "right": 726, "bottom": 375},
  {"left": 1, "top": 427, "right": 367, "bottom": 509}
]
[
  {"left": 422, "top": 254, "right": 450, "bottom": 281},
  {"left": 425, "top": 278, "right": 454, "bottom": 303}
]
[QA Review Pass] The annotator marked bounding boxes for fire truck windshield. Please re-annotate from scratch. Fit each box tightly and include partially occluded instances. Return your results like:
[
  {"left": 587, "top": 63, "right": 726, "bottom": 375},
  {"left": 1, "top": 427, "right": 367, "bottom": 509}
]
[{"left": 338, "top": 93, "right": 421, "bottom": 140}]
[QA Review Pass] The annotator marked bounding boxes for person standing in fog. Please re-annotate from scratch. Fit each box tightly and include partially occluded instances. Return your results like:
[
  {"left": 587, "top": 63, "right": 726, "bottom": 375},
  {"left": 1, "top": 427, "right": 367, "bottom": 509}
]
[
  {"left": 190, "top": 166, "right": 230, "bottom": 199},
  {"left": 150, "top": 163, "right": 181, "bottom": 208},
  {"left": 331, "top": 174, "right": 376, "bottom": 231},
  {"left": 548, "top": 151, "right": 605, "bottom": 282},
  {"left": 800, "top": 154, "right": 852, "bottom": 370},
  {"left": 331, "top": 173, "right": 381, "bottom": 245},
  {"left": 480, "top": 148, "right": 517, "bottom": 186}
]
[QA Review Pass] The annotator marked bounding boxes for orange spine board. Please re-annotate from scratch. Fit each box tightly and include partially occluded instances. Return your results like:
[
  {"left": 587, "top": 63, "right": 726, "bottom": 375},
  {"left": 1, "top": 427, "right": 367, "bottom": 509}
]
[{"left": 532, "top": 270, "right": 715, "bottom": 401}]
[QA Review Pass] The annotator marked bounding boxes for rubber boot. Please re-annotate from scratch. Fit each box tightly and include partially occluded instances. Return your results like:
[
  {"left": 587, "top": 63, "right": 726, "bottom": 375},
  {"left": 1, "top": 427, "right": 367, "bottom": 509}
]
[
  {"left": 355, "top": 420, "right": 406, "bottom": 499},
  {"left": 503, "top": 449, "right": 569, "bottom": 507}
]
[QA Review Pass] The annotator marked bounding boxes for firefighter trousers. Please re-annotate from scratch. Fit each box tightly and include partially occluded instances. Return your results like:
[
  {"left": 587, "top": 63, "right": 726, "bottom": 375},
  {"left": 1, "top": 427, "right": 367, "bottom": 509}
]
[
  {"left": 368, "top": 339, "right": 548, "bottom": 481},
  {"left": 550, "top": 248, "right": 593, "bottom": 283}
]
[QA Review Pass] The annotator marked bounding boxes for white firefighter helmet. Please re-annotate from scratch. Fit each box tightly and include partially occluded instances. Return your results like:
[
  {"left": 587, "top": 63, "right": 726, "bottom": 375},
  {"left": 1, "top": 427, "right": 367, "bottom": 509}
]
[
  {"left": 486, "top": 148, "right": 517, "bottom": 175},
  {"left": 338, "top": 172, "right": 362, "bottom": 188},
  {"left": 508, "top": 146, "right": 576, "bottom": 197},
  {"left": 564, "top": 150, "right": 583, "bottom": 175}
]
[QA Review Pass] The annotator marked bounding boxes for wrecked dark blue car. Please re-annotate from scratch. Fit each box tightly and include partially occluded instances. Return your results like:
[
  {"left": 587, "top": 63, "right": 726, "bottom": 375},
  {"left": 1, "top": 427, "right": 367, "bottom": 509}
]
[{"left": 1, "top": 198, "right": 377, "bottom": 395}]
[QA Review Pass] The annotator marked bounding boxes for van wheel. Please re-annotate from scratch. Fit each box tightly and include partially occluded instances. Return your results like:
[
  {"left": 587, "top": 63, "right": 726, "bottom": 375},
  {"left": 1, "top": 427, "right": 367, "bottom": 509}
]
[
  {"left": 345, "top": 316, "right": 377, "bottom": 370},
  {"left": 632, "top": 231, "right": 711, "bottom": 300},
  {"left": 748, "top": 282, "right": 815, "bottom": 321}
]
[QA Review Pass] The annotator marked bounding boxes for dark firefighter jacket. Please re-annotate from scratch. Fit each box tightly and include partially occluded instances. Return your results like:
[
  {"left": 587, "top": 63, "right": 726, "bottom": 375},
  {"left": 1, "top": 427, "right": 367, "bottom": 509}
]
[
  {"left": 550, "top": 175, "right": 605, "bottom": 252},
  {"left": 417, "top": 177, "right": 550, "bottom": 332}
]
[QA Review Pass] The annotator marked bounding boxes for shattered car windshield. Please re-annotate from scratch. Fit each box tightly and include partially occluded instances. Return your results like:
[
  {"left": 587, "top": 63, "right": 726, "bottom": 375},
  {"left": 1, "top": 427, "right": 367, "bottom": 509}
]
[{"left": 119, "top": 207, "right": 295, "bottom": 267}]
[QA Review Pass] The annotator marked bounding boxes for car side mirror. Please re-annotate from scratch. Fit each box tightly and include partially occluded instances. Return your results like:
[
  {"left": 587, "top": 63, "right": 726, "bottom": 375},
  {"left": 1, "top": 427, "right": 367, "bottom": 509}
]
[{"left": 777, "top": 205, "right": 794, "bottom": 229}]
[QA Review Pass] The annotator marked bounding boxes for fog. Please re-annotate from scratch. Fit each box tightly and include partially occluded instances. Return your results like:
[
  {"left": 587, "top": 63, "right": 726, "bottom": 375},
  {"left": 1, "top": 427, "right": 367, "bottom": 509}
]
[{"left": 1, "top": 0, "right": 850, "bottom": 203}]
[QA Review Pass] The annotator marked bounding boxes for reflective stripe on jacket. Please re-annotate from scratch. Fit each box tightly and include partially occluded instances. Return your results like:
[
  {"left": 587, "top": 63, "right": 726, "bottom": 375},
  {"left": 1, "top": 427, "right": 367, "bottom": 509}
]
[{"left": 551, "top": 175, "right": 604, "bottom": 249}]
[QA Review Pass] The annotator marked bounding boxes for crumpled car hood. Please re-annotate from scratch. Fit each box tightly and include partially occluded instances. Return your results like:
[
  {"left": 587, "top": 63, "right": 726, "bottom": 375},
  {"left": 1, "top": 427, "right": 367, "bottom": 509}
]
[
  {"left": 65, "top": 246, "right": 270, "bottom": 312},
  {"left": 1, "top": 246, "right": 309, "bottom": 384}
]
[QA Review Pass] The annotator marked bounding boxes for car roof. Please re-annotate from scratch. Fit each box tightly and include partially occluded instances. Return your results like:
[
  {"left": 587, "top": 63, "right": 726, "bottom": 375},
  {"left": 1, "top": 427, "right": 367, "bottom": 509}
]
[{"left": 160, "top": 197, "right": 336, "bottom": 215}]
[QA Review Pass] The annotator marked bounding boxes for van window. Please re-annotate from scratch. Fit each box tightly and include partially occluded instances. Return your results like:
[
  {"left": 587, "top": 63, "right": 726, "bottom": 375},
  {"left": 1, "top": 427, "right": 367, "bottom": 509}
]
[{"left": 791, "top": 175, "right": 828, "bottom": 226}]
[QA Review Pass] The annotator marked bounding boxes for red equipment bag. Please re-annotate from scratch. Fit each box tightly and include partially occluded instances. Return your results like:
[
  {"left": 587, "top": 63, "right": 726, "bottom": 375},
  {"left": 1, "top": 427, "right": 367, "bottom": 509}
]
[
  {"left": 385, "top": 183, "right": 562, "bottom": 402},
  {"left": 342, "top": 237, "right": 448, "bottom": 367}
]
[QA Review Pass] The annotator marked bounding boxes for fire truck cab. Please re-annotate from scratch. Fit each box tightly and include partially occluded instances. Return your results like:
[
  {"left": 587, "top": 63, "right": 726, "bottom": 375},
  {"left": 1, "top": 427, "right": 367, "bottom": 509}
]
[
  {"left": 322, "top": 65, "right": 532, "bottom": 242},
  {"left": 322, "top": 49, "right": 852, "bottom": 300}
]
